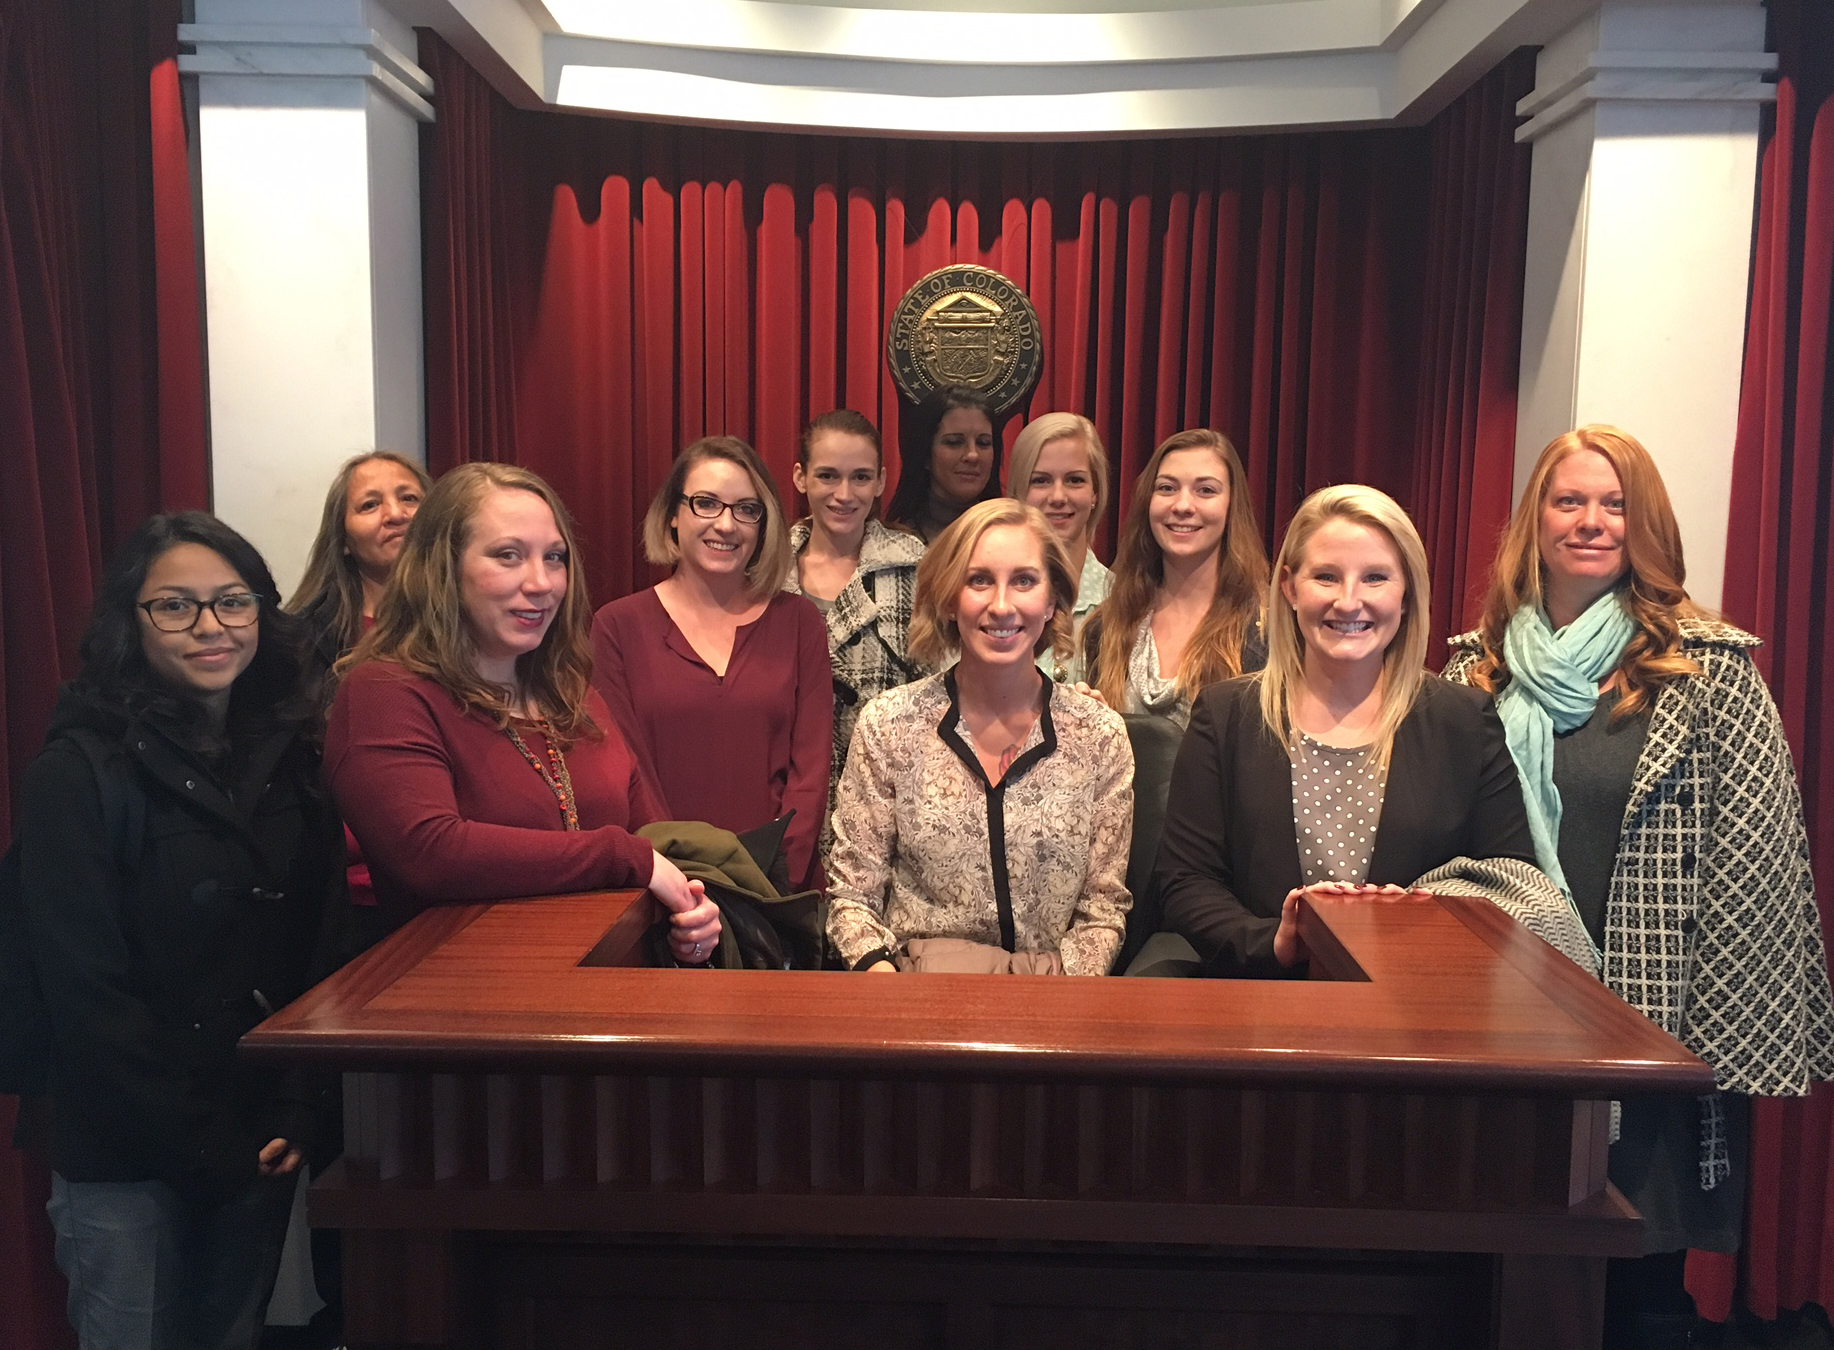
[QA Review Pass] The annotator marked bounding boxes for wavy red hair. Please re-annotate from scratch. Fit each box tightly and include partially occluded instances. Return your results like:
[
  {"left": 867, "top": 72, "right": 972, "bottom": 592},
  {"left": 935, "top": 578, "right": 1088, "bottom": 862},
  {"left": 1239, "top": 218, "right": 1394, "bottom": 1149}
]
[{"left": 1463, "top": 425, "right": 1702, "bottom": 717}]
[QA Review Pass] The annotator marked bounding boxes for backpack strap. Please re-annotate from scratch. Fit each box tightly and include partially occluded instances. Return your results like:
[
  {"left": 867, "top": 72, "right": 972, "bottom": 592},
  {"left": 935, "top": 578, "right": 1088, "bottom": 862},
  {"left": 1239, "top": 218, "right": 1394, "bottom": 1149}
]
[{"left": 58, "top": 728, "right": 145, "bottom": 873}]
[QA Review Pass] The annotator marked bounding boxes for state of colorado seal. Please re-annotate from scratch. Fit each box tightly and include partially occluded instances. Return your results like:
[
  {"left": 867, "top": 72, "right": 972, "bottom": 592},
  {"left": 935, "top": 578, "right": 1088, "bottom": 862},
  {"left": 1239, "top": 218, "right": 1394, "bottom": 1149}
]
[{"left": 886, "top": 265, "right": 1042, "bottom": 416}]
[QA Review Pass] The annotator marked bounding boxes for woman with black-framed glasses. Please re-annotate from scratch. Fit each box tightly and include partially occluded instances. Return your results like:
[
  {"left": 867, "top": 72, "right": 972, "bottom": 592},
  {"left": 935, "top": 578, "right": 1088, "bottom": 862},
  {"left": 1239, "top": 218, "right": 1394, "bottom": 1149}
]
[
  {"left": 17, "top": 512, "right": 342, "bottom": 1349},
  {"left": 591, "top": 436, "right": 834, "bottom": 893}
]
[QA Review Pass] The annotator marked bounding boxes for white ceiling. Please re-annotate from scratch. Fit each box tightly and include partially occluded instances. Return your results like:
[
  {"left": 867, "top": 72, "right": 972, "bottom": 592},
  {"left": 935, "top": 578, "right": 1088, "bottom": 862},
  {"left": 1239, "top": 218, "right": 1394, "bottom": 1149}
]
[{"left": 402, "top": 0, "right": 1750, "bottom": 136}]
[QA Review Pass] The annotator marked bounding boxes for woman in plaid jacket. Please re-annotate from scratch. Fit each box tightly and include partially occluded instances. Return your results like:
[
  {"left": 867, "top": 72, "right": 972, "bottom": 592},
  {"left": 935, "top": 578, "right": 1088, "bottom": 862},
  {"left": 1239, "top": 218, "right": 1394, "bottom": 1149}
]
[
  {"left": 785, "top": 411, "right": 928, "bottom": 817},
  {"left": 1444, "top": 425, "right": 1834, "bottom": 1342}
]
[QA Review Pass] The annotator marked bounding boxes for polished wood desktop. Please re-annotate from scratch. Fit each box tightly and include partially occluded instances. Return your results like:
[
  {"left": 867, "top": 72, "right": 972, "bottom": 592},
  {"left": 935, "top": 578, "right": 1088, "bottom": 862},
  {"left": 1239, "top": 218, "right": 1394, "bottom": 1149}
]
[{"left": 247, "top": 890, "right": 1712, "bottom": 1350}]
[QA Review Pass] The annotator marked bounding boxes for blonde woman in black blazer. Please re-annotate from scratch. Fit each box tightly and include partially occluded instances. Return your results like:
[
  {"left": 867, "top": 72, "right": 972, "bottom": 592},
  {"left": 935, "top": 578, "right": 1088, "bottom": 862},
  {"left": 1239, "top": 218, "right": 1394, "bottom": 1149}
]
[{"left": 1153, "top": 485, "right": 1550, "bottom": 979}]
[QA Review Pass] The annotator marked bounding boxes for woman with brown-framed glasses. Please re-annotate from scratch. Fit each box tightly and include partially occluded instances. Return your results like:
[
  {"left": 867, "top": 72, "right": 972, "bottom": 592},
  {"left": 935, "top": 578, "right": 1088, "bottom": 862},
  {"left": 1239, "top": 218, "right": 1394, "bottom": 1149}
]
[
  {"left": 17, "top": 512, "right": 341, "bottom": 1349},
  {"left": 591, "top": 437, "right": 834, "bottom": 893}
]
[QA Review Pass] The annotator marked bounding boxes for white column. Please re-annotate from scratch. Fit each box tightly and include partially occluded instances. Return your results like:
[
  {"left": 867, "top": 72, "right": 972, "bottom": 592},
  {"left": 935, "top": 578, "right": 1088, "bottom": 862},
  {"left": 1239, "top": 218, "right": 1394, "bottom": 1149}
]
[
  {"left": 1513, "top": 1, "right": 1773, "bottom": 613},
  {"left": 180, "top": 0, "right": 432, "bottom": 593}
]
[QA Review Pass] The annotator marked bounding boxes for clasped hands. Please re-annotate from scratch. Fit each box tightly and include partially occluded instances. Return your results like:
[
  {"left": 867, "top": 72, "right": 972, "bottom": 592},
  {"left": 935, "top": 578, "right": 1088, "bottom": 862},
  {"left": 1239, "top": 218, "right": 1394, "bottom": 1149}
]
[
  {"left": 648, "top": 852, "right": 723, "bottom": 966},
  {"left": 1272, "top": 880, "right": 1433, "bottom": 968}
]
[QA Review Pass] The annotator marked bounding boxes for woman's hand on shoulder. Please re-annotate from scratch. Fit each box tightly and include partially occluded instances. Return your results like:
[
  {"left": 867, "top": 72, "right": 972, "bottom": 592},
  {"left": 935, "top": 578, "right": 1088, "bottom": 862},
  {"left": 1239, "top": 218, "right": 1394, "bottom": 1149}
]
[
  {"left": 258, "top": 1137, "right": 302, "bottom": 1177},
  {"left": 1071, "top": 681, "right": 1109, "bottom": 708},
  {"left": 649, "top": 852, "right": 723, "bottom": 965}
]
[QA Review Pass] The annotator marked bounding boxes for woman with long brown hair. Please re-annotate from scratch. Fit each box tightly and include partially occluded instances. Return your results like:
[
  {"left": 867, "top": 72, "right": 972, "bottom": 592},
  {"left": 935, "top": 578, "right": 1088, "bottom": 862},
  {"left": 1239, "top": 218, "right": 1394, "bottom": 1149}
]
[
  {"left": 1445, "top": 426, "right": 1834, "bottom": 1342},
  {"left": 1083, "top": 429, "right": 1269, "bottom": 727},
  {"left": 286, "top": 450, "right": 432, "bottom": 673},
  {"left": 325, "top": 462, "right": 720, "bottom": 961}
]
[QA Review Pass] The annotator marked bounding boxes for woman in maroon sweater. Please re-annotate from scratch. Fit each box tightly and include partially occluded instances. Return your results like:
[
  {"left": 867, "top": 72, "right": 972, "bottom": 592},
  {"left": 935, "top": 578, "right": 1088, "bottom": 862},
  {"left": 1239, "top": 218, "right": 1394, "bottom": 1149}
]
[
  {"left": 326, "top": 462, "right": 721, "bottom": 962},
  {"left": 592, "top": 437, "right": 833, "bottom": 892}
]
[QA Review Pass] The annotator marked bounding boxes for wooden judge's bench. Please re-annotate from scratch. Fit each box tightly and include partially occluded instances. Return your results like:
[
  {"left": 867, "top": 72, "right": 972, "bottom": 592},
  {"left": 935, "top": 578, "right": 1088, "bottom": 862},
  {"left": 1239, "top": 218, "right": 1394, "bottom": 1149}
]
[{"left": 245, "top": 890, "right": 1712, "bottom": 1350}]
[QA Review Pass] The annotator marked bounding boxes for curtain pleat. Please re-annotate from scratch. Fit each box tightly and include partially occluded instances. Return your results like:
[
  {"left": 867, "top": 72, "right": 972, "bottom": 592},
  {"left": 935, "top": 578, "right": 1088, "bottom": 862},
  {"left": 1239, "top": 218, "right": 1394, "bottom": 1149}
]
[
  {"left": 1715, "top": 0, "right": 1834, "bottom": 1322},
  {"left": 1408, "top": 50, "right": 1536, "bottom": 658},
  {"left": 423, "top": 34, "right": 1525, "bottom": 619}
]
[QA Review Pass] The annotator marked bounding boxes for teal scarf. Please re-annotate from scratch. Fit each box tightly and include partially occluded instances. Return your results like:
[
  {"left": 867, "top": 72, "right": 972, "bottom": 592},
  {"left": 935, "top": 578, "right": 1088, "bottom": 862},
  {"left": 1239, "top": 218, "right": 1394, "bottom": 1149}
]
[{"left": 1495, "top": 592, "right": 1635, "bottom": 908}]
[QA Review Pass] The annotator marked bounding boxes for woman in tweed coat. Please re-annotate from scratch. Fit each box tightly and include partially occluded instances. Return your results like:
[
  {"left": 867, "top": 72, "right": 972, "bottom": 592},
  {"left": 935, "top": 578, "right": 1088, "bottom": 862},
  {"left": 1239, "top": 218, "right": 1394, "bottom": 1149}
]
[
  {"left": 825, "top": 499, "right": 1133, "bottom": 976},
  {"left": 1445, "top": 425, "right": 1834, "bottom": 1342},
  {"left": 785, "top": 411, "right": 927, "bottom": 811}
]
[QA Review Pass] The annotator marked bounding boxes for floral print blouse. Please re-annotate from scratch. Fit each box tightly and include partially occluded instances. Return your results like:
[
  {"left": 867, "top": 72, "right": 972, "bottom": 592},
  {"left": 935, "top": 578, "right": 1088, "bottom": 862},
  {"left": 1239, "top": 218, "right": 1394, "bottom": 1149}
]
[{"left": 825, "top": 671, "right": 1135, "bottom": 976}]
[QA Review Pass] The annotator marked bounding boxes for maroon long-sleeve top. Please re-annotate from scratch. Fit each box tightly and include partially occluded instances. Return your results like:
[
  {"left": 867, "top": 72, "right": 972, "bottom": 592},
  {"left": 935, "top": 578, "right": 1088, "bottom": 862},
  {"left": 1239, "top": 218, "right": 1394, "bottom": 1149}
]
[
  {"left": 325, "top": 661, "right": 662, "bottom": 928},
  {"left": 590, "top": 588, "right": 833, "bottom": 892}
]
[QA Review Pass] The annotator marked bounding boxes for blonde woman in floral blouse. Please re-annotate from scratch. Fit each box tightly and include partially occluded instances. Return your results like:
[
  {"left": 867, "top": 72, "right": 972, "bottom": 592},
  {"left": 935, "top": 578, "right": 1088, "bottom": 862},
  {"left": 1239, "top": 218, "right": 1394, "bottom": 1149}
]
[{"left": 825, "top": 499, "right": 1134, "bottom": 975}]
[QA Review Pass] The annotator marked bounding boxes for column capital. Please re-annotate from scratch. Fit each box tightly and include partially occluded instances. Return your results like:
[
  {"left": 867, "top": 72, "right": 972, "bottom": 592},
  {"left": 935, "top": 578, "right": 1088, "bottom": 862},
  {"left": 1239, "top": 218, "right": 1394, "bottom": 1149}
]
[
  {"left": 178, "top": 23, "right": 434, "bottom": 121},
  {"left": 1515, "top": 3, "right": 1774, "bottom": 144}
]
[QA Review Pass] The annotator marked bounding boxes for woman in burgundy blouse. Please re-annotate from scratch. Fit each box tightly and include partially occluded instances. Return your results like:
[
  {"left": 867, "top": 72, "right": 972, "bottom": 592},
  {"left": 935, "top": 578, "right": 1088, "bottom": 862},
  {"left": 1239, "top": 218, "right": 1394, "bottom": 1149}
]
[
  {"left": 325, "top": 462, "right": 721, "bottom": 962},
  {"left": 591, "top": 437, "right": 833, "bottom": 893}
]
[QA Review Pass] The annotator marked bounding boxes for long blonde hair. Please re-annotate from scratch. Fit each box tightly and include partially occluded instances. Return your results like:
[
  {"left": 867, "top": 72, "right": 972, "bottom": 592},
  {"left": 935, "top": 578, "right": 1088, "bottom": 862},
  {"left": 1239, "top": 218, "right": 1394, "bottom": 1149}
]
[
  {"left": 340, "top": 462, "right": 599, "bottom": 741},
  {"left": 1089, "top": 429, "right": 1268, "bottom": 709},
  {"left": 1462, "top": 426, "right": 1700, "bottom": 718},
  {"left": 1004, "top": 413, "right": 1110, "bottom": 538},
  {"left": 285, "top": 450, "right": 432, "bottom": 654},
  {"left": 641, "top": 436, "right": 793, "bottom": 598},
  {"left": 1259, "top": 484, "right": 1431, "bottom": 770},
  {"left": 907, "top": 499, "right": 1076, "bottom": 669}
]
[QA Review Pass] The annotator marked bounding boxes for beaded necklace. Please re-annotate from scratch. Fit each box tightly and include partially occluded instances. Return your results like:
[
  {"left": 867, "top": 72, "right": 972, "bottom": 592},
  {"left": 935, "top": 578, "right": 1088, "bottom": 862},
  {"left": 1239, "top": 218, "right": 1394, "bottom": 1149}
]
[{"left": 504, "top": 719, "right": 580, "bottom": 831}]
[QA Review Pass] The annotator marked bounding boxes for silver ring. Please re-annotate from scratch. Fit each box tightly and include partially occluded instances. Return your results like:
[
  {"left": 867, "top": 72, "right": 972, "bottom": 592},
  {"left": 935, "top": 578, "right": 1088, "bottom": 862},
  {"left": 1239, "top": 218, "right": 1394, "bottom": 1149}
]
[{"left": 692, "top": 941, "right": 703, "bottom": 958}]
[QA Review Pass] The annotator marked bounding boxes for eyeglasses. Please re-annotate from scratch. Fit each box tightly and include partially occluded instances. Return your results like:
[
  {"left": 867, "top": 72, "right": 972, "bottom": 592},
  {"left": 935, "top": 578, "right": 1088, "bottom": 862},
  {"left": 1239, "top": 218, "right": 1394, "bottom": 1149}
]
[
  {"left": 678, "top": 492, "right": 766, "bottom": 526},
  {"left": 137, "top": 593, "right": 262, "bottom": 632}
]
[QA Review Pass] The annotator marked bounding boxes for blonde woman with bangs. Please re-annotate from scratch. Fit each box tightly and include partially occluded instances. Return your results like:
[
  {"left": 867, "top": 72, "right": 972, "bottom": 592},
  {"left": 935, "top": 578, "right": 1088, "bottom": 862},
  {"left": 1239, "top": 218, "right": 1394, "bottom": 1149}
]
[
  {"left": 1082, "top": 429, "right": 1269, "bottom": 729},
  {"left": 326, "top": 463, "right": 721, "bottom": 963},
  {"left": 1149, "top": 484, "right": 1566, "bottom": 980},
  {"left": 1446, "top": 427, "right": 1833, "bottom": 1335},
  {"left": 1006, "top": 412, "right": 1112, "bottom": 684},
  {"left": 825, "top": 500, "right": 1134, "bottom": 976},
  {"left": 592, "top": 436, "right": 833, "bottom": 893}
]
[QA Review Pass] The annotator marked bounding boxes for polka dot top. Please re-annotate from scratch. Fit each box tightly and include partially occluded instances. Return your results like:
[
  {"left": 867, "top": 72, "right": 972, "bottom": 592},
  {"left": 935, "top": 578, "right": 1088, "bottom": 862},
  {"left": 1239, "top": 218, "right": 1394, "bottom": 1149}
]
[{"left": 1291, "top": 731, "right": 1388, "bottom": 885}]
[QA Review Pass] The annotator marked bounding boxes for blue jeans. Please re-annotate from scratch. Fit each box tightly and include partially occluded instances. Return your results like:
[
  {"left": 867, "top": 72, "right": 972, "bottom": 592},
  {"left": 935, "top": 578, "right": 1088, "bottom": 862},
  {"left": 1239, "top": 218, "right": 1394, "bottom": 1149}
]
[{"left": 48, "top": 1173, "right": 294, "bottom": 1350}]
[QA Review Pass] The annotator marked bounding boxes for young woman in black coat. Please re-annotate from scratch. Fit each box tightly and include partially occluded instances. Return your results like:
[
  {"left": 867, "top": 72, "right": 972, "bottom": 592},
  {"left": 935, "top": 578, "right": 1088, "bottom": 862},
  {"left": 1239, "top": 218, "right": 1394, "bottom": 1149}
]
[{"left": 17, "top": 512, "right": 341, "bottom": 1350}]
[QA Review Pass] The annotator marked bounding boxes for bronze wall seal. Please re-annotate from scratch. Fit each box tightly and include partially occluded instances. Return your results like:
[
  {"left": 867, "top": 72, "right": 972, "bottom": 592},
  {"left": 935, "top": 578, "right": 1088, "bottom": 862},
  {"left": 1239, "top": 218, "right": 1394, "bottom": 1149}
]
[{"left": 886, "top": 265, "right": 1043, "bottom": 416}]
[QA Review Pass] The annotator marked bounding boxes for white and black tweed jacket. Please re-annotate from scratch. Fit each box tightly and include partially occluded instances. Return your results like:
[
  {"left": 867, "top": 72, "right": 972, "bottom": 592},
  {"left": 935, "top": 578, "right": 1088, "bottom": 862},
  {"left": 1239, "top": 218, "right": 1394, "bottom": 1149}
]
[
  {"left": 1445, "top": 618, "right": 1834, "bottom": 1096},
  {"left": 785, "top": 519, "right": 928, "bottom": 794}
]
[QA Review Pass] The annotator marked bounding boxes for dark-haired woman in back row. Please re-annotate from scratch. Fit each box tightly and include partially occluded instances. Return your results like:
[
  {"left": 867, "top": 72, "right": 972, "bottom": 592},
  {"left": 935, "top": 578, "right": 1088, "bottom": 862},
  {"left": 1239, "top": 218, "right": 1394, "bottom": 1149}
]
[
  {"left": 18, "top": 513, "right": 342, "bottom": 1349},
  {"left": 883, "top": 385, "right": 1001, "bottom": 544}
]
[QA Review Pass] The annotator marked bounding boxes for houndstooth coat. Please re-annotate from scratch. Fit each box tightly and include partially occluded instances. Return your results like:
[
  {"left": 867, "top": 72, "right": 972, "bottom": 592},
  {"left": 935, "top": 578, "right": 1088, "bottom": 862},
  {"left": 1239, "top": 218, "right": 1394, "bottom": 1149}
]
[
  {"left": 785, "top": 519, "right": 928, "bottom": 796},
  {"left": 1445, "top": 618, "right": 1834, "bottom": 1096}
]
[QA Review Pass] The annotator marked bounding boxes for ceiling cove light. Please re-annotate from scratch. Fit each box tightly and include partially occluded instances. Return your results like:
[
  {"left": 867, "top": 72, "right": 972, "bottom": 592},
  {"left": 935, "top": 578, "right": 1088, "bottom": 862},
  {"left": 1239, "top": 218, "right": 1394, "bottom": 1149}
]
[{"left": 539, "top": 0, "right": 1371, "bottom": 66}]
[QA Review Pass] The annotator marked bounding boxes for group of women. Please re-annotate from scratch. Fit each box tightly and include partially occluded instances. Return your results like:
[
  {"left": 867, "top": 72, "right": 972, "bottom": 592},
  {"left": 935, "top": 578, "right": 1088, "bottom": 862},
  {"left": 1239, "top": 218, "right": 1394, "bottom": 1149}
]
[{"left": 14, "top": 392, "right": 1832, "bottom": 1348}]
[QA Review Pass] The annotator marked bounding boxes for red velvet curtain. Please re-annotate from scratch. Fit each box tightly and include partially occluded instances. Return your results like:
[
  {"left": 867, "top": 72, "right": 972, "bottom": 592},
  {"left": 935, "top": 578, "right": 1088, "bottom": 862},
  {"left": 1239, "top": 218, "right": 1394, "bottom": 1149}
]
[
  {"left": 1409, "top": 52, "right": 1535, "bottom": 655},
  {"left": 1717, "top": 0, "right": 1834, "bottom": 1322},
  {"left": 423, "top": 35, "right": 1530, "bottom": 643},
  {"left": 0, "top": 0, "right": 206, "bottom": 1343}
]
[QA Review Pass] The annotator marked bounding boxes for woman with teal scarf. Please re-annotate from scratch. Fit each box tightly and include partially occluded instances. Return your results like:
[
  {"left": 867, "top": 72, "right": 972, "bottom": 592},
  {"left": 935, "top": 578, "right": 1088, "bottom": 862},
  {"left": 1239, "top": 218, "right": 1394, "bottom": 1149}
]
[{"left": 1446, "top": 426, "right": 1834, "bottom": 1348}]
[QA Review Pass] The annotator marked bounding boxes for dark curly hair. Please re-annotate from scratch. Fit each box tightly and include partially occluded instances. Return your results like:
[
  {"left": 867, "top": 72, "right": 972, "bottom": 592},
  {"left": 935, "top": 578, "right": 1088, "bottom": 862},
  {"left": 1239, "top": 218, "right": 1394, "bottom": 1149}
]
[{"left": 74, "top": 512, "right": 317, "bottom": 739}]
